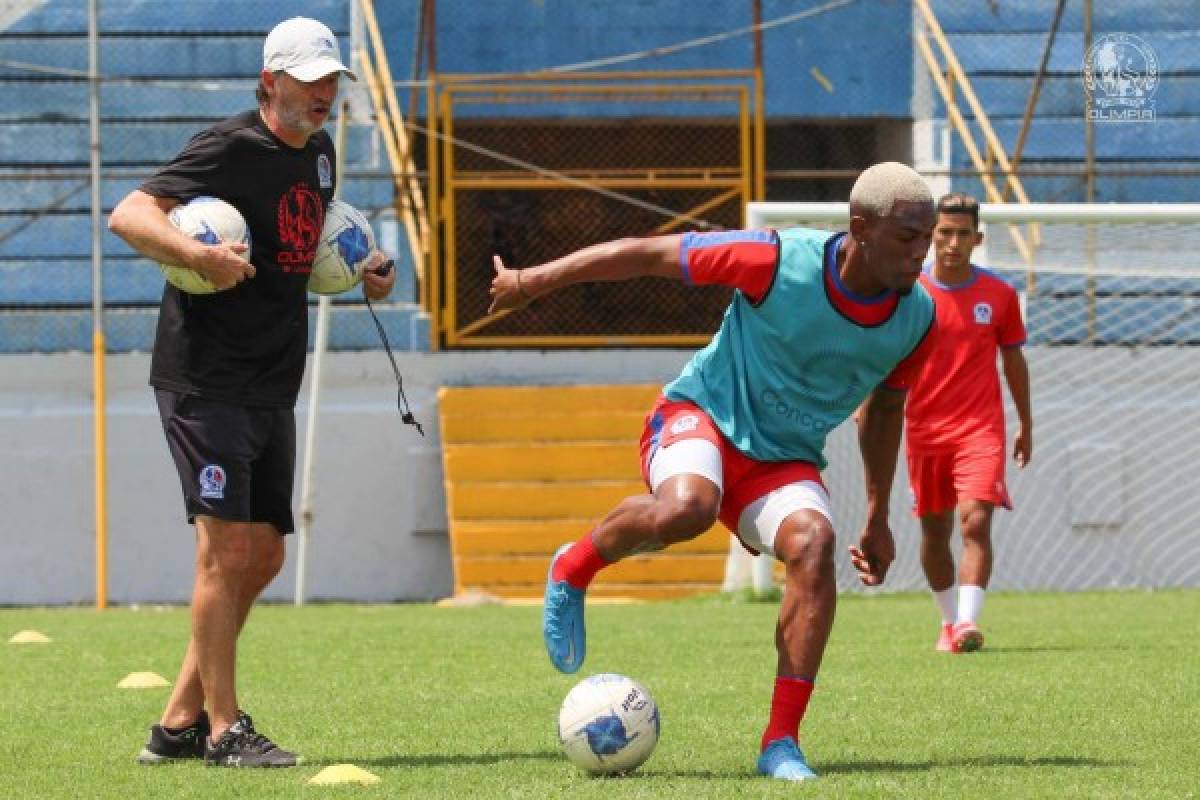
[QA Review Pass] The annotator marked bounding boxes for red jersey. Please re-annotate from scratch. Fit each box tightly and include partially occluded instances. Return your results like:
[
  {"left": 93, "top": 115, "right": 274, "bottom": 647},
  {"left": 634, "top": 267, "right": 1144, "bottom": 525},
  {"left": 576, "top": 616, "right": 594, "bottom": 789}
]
[{"left": 904, "top": 265, "right": 1025, "bottom": 452}]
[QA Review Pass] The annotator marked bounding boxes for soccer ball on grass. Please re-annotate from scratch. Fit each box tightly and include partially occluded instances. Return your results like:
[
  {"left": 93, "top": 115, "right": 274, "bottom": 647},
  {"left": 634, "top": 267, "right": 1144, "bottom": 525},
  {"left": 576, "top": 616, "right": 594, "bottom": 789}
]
[{"left": 558, "top": 673, "right": 660, "bottom": 775}]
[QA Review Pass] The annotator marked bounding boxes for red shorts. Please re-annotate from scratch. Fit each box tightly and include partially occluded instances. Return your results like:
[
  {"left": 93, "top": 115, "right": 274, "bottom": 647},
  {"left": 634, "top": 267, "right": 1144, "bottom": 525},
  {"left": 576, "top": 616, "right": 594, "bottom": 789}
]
[
  {"left": 906, "top": 441, "right": 1011, "bottom": 517},
  {"left": 639, "top": 396, "right": 824, "bottom": 547}
]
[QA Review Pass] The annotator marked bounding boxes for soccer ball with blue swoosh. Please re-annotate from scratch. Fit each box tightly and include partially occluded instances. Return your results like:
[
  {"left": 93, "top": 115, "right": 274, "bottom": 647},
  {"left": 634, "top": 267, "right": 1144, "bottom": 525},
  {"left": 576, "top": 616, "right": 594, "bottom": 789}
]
[
  {"left": 558, "top": 673, "right": 660, "bottom": 774},
  {"left": 308, "top": 199, "right": 375, "bottom": 295},
  {"left": 160, "top": 196, "right": 251, "bottom": 294}
]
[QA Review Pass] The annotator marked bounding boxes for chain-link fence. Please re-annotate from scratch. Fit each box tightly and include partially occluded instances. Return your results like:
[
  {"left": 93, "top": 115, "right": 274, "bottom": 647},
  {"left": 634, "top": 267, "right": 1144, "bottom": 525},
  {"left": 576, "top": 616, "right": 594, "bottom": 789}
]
[{"left": 431, "top": 73, "right": 757, "bottom": 346}]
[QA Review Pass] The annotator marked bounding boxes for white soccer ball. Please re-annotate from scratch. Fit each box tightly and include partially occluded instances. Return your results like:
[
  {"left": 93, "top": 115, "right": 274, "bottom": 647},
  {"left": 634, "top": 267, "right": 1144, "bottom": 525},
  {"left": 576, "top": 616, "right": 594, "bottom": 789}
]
[
  {"left": 308, "top": 199, "right": 376, "bottom": 295},
  {"left": 160, "top": 196, "right": 251, "bottom": 294},
  {"left": 558, "top": 673, "right": 660, "bottom": 775}
]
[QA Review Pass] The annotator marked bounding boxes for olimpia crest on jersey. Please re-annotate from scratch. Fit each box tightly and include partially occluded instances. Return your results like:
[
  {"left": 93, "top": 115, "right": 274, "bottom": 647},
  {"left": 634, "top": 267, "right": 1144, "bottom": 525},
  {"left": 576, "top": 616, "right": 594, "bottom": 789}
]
[{"left": 317, "top": 153, "right": 332, "bottom": 188}]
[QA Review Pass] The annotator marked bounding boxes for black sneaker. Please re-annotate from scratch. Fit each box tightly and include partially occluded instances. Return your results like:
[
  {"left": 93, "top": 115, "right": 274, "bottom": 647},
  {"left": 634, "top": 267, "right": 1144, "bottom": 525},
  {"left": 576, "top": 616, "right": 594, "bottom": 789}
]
[
  {"left": 136, "top": 710, "right": 210, "bottom": 764},
  {"left": 204, "top": 712, "right": 298, "bottom": 768}
]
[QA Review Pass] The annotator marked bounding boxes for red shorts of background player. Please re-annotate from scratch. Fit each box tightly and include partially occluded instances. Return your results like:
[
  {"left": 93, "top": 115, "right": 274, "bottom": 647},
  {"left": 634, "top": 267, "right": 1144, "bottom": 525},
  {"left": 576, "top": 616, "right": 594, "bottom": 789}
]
[{"left": 906, "top": 442, "right": 1011, "bottom": 518}]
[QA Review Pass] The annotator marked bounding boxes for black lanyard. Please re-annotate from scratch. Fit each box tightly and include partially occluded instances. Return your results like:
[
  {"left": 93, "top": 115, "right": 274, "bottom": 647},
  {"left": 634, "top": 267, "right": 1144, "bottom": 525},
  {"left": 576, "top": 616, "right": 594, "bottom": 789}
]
[{"left": 365, "top": 259, "right": 424, "bottom": 436}]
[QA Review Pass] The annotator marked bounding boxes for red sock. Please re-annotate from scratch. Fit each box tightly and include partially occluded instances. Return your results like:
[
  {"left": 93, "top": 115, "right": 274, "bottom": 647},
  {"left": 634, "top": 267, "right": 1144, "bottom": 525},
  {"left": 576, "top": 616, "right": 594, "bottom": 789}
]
[
  {"left": 760, "top": 676, "right": 815, "bottom": 751},
  {"left": 551, "top": 533, "right": 611, "bottom": 590}
]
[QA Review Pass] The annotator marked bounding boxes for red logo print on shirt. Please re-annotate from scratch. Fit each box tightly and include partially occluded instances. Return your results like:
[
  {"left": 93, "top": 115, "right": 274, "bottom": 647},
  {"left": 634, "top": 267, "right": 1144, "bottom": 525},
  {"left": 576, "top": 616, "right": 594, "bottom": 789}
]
[{"left": 277, "top": 184, "right": 323, "bottom": 273}]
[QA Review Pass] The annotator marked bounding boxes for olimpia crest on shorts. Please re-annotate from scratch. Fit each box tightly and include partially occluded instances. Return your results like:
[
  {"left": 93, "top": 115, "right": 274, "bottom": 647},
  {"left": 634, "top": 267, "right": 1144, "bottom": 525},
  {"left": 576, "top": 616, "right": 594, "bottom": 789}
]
[{"left": 198, "top": 465, "right": 227, "bottom": 499}]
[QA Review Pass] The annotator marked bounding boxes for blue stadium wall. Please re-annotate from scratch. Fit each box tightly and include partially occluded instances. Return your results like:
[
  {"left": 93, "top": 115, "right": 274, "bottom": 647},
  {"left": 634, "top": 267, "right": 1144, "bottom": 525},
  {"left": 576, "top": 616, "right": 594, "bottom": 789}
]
[{"left": 371, "top": 0, "right": 912, "bottom": 118}]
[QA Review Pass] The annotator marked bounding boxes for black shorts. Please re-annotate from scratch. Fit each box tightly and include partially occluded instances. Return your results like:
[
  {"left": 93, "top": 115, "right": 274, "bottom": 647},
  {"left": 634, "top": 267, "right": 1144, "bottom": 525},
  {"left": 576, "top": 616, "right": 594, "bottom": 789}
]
[{"left": 155, "top": 389, "right": 296, "bottom": 534}]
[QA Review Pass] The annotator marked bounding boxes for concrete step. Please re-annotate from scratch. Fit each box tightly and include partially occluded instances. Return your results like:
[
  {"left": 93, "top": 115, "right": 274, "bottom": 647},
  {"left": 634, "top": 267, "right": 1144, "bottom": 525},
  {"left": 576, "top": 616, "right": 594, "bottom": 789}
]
[
  {"left": 437, "top": 384, "right": 660, "bottom": 417},
  {"left": 445, "top": 479, "right": 646, "bottom": 520},
  {"left": 438, "top": 384, "right": 731, "bottom": 600},
  {"left": 456, "top": 553, "right": 727, "bottom": 587},
  {"left": 452, "top": 519, "right": 728, "bottom": 556},
  {"left": 443, "top": 442, "right": 642, "bottom": 481},
  {"left": 442, "top": 410, "right": 648, "bottom": 444}
]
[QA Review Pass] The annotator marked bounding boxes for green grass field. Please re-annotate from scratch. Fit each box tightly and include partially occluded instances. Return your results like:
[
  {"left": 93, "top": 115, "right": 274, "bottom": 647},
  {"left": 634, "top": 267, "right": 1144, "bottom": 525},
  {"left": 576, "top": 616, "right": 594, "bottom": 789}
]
[{"left": 3, "top": 590, "right": 1197, "bottom": 799}]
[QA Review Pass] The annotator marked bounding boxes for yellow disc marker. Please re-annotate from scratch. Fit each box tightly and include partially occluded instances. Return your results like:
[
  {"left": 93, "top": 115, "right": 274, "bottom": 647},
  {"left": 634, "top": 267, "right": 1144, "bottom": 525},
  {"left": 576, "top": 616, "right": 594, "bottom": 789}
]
[
  {"left": 9, "top": 630, "right": 51, "bottom": 644},
  {"left": 308, "top": 764, "right": 381, "bottom": 786},
  {"left": 117, "top": 671, "right": 171, "bottom": 689}
]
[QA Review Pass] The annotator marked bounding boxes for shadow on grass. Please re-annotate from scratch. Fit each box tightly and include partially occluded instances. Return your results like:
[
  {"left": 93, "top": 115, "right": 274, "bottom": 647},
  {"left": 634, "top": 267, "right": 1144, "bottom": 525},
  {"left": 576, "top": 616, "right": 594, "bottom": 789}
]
[
  {"left": 819, "top": 754, "right": 1128, "bottom": 775},
  {"left": 308, "top": 754, "right": 746, "bottom": 779},
  {"left": 631, "top": 769, "right": 753, "bottom": 779},
  {"left": 304, "top": 752, "right": 1125, "bottom": 779},
  {"left": 308, "top": 750, "right": 562, "bottom": 768},
  {"left": 639, "top": 754, "right": 1125, "bottom": 780},
  {"left": 978, "top": 644, "right": 1134, "bottom": 654}
]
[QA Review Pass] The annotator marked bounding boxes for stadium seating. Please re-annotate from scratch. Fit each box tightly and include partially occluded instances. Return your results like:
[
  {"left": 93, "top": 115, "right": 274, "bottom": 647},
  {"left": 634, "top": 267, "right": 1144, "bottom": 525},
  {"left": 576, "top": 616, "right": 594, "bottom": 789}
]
[{"left": 931, "top": 0, "right": 1200, "bottom": 204}]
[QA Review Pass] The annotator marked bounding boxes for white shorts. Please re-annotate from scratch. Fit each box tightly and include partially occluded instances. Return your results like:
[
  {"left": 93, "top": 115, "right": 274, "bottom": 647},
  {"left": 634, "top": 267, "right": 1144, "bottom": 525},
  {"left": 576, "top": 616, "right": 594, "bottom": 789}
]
[{"left": 648, "top": 439, "right": 833, "bottom": 558}]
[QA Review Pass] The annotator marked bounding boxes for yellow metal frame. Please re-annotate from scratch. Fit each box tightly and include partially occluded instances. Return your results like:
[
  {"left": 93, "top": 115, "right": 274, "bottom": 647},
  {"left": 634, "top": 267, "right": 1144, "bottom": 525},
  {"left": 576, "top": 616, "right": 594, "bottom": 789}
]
[
  {"left": 358, "top": 0, "right": 437, "bottom": 343},
  {"left": 429, "top": 69, "right": 763, "bottom": 349}
]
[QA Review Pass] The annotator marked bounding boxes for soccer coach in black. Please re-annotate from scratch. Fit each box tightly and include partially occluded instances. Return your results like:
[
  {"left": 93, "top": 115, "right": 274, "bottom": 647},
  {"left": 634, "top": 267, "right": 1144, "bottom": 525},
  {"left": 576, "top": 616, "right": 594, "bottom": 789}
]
[{"left": 109, "top": 17, "right": 395, "bottom": 767}]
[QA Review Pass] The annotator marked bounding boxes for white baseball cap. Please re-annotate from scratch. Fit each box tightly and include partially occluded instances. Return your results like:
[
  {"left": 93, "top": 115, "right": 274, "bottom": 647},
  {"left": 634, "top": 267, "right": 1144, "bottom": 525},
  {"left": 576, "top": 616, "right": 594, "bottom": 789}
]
[{"left": 263, "top": 17, "right": 357, "bottom": 82}]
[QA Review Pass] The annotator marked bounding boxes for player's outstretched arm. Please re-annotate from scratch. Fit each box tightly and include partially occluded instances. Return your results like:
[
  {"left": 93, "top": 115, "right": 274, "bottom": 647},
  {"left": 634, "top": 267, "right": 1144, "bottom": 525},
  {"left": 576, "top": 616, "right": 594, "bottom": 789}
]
[
  {"left": 488, "top": 235, "right": 683, "bottom": 313},
  {"left": 109, "top": 190, "right": 252, "bottom": 289},
  {"left": 850, "top": 386, "right": 907, "bottom": 585},
  {"left": 1001, "top": 347, "right": 1033, "bottom": 467}
]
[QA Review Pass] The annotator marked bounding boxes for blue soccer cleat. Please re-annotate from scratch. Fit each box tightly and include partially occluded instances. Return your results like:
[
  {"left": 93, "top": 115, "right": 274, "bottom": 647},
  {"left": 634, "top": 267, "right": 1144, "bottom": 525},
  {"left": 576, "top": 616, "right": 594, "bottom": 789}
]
[
  {"left": 543, "top": 543, "right": 586, "bottom": 673},
  {"left": 757, "top": 737, "right": 818, "bottom": 782}
]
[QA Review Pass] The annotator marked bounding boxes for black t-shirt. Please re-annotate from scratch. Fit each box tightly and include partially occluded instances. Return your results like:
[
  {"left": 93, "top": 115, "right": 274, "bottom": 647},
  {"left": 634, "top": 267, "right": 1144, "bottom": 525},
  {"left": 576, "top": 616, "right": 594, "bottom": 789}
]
[{"left": 140, "top": 109, "right": 336, "bottom": 408}]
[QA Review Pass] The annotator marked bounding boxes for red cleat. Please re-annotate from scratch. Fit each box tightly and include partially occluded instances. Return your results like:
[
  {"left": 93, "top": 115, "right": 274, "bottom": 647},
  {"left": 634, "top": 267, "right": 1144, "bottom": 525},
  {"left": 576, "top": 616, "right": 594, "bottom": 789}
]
[
  {"left": 936, "top": 623, "right": 958, "bottom": 653},
  {"left": 952, "top": 622, "right": 984, "bottom": 653}
]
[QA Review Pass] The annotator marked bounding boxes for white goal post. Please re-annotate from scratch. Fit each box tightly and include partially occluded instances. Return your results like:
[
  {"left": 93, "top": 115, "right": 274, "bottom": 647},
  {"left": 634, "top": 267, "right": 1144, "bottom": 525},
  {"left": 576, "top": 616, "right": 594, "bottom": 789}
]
[
  {"left": 725, "top": 201, "right": 1200, "bottom": 594},
  {"left": 748, "top": 202, "right": 1200, "bottom": 226}
]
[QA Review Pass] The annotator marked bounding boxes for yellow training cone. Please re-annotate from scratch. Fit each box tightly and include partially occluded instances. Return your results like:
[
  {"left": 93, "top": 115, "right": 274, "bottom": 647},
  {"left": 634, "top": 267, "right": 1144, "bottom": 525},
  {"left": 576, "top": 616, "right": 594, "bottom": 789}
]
[
  {"left": 9, "top": 630, "right": 51, "bottom": 644},
  {"left": 117, "top": 671, "right": 171, "bottom": 689},
  {"left": 308, "top": 764, "right": 381, "bottom": 786}
]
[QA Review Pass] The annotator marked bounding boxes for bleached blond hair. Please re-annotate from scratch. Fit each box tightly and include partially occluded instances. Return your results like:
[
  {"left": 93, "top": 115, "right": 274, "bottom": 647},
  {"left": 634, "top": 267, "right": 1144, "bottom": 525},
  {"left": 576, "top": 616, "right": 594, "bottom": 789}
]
[{"left": 848, "top": 162, "right": 933, "bottom": 218}]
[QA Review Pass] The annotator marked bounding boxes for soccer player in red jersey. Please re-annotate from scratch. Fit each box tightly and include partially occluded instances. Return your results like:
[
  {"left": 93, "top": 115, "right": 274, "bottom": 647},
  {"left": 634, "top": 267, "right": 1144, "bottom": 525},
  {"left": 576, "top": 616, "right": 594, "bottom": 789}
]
[{"left": 904, "top": 193, "right": 1033, "bottom": 653}]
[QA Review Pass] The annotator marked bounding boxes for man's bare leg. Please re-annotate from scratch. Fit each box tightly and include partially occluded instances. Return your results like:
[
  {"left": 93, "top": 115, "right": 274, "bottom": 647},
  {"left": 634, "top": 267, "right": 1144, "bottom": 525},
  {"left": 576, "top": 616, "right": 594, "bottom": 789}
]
[
  {"left": 774, "top": 511, "right": 837, "bottom": 679},
  {"left": 958, "top": 499, "right": 995, "bottom": 589},
  {"left": 919, "top": 510, "right": 957, "bottom": 592},
  {"left": 160, "top": 522, "right": 285, "bottom": 730},
  {"left": 756, "top": 511, "right": 835, "bottom": 781},
  {"left": 589, "top": 475, "right": 721, "bottom": 559},
  {"left": 543, "top": 475, "right": 721, "bottom": 674},
  {"left": 953, "top": 500, "right": 994, "bottom": 651}
]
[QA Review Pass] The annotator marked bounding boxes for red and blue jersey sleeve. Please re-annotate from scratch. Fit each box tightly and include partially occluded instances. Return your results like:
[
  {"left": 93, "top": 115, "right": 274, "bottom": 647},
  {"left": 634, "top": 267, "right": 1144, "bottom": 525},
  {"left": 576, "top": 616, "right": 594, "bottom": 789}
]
[
  {"left": 882, "top": 314, "right": 938, "bottom": 391},
  {"left": 996, "top": 281, "right": 1027, "bottom": 348},
  {"left": 679, "top": 229, "right": 780, "bottom": 304}
]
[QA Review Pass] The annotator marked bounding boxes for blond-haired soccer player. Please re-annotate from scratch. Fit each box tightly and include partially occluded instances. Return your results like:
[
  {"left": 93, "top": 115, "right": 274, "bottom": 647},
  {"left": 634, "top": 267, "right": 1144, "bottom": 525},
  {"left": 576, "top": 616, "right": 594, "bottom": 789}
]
[
  {"left": 904, "top": 192, "right": 1032, "bottom": 654},
  {"left": 490, "top": 162, "right": 938, "bottom": 781}
]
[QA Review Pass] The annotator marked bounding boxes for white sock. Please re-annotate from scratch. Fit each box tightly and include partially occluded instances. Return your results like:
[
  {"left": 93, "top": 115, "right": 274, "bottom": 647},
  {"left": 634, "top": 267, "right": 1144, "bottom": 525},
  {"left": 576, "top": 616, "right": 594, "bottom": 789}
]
[
  {"left": 957, "top": 585, "right": 986, "bottom": 624},
  {"left": 933, "top": 588, "right": 957, "bottom": 625}
]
